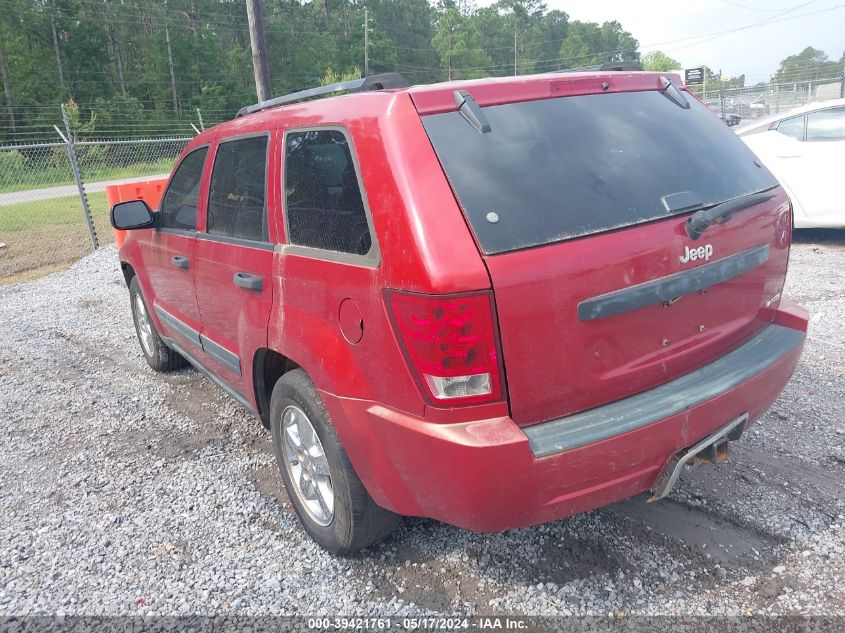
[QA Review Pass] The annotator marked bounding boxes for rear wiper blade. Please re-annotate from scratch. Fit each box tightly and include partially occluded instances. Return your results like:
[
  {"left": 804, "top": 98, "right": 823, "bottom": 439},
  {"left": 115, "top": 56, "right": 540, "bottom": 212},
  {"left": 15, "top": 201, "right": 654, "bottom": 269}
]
[{"left": 685, "top": 191, "right": 776, "bottom": 240}]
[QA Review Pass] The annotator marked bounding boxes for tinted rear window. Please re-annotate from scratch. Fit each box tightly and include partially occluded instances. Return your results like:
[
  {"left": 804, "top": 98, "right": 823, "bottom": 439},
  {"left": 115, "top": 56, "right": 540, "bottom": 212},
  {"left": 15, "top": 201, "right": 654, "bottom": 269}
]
[{"left": 422, "top": 90, "right": 778, "bottom": 254}]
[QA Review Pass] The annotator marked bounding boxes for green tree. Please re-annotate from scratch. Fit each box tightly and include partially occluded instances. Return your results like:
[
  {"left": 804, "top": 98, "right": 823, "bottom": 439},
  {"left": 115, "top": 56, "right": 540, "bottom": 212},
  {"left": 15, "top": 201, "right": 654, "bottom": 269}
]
[
  {"left": 474, "top": 0, "right": 569, "bottom": 75},
  {"left": 641, "top": 50, "right": 681, "bottom": 72},
  {"left": 559, "top": 20, "right": 638, "bottom": 69},
  {"left": 321, "top": 67, "right": 362, "bottom": 85},
  {"left": 0, "top": 0, "right": 647, "bottom": 141},
  {"left": 774, "top": 46, "right": 840, "bottom": 85},
  {"left": 432, "top": 8, "right": 492, "bottom": 80}
]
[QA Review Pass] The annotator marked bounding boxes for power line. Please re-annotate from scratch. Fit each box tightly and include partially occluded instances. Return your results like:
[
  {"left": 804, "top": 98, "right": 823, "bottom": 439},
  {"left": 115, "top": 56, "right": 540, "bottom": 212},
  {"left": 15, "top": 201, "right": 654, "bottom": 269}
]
[
  {"left": 2, "top": 0, "right": 843, "bottom": 123},
  {"left": 383, "top": 2, "right": 845, "bottom": 69},
  {"left": 716, "top": 0, "right": 817, "bottom": 12}
]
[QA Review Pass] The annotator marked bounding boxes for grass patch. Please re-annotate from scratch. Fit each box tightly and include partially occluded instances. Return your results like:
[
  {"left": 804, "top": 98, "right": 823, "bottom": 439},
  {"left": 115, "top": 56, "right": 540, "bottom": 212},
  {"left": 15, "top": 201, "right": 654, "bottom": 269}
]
[
  {"left": 0, "top": 192, "right": 109, "bottom": 232},
  {"left": 0, "top": 158, "right": 175, "bottom": 193},
  {"left": 0, "top": 207, "right": 114, "bottom": 280}
]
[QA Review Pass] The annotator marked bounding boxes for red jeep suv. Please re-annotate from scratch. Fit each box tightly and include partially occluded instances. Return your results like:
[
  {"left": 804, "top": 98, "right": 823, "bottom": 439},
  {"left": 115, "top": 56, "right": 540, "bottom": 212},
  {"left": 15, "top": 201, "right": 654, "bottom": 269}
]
[{"left": 111, "top": 71, "right": 807, "bottom": 553}]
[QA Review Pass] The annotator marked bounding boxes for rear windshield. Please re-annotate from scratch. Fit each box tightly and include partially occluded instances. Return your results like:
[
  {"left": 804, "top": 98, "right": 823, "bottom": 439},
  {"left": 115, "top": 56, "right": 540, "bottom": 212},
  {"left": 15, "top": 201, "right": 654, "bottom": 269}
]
[{"left": 422, "top": 90, "right": 778, "bottom": 254}]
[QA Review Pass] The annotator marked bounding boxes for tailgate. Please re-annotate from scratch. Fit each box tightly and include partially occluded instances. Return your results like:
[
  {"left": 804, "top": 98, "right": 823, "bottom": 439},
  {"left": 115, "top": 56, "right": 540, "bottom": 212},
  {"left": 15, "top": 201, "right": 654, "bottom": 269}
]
[
  {"left": 485, "top": 193, "right": 790, "bottom": 424},
  {"left": 419, "top": 82, "right": 791, "bottom": 425}
]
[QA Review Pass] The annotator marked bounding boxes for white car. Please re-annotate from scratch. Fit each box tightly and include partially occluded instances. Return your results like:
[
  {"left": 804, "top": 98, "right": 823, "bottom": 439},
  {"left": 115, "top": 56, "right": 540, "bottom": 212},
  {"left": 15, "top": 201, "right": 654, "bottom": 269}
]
[{"left": 736, "top": 98, "right": 845, "bottom": 229}]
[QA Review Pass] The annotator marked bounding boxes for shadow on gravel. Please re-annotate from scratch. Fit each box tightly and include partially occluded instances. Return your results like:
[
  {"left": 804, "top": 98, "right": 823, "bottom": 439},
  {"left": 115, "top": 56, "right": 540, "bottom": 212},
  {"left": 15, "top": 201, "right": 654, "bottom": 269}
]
[
  {"left": 608, "top": 496, "right": 782, "bottom": 570},
  {"left": 345, "top": 512, "right": 650, "bottom": 611},
  {"left": 792, "top": 228, "right": 845, "bottom": 247}
]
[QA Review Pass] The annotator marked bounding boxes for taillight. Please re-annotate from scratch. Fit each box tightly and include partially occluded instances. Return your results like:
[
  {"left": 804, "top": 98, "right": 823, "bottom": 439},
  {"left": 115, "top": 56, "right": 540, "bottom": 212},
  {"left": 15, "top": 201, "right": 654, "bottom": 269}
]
[{"left": 386, "top": 290, "right": 504, "bottom": 406}]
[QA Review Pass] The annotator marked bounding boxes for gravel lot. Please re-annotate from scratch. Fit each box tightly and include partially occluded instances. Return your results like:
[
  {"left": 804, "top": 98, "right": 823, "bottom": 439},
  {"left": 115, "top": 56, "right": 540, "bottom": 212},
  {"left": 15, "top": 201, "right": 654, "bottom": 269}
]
[{"left": 0, "top": 231, "right": 843, "bottom": 617}]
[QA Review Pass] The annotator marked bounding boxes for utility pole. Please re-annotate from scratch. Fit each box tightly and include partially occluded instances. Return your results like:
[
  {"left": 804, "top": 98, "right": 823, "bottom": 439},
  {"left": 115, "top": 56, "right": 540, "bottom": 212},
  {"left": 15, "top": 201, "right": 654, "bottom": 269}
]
[
  {"left": 105, "top": 0, "right": 127, "bottom": 97},
  {"left": 513, "top": 20, "right": 517, "bottom": 76},
  {"left": 841, "top": 58, "right": 844, "bottom": 99},
  {"left": 363, "top": 8, "right": 370, "bottom": 77},
  {"left": 51, "top": 16, "right": 66, "bottom": 92},
  {"left": 245, "top": 0, "right": 272, "bottom": 101},
  {"left": 0, "top": 31, "right": 15, "bottom": 134},
  {"left": 164, "top": 0, "right": 179, "bottom": 116},
  {"left": 718, "top": 68, "right": 724, "bottom": 119}
]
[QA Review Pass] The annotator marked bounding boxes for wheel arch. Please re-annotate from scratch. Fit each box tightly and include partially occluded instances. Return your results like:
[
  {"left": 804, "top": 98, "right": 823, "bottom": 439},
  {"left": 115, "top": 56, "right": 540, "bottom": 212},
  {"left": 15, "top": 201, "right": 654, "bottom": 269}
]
[
  {"left": 120, "top": 261, "right": 136, "bottom": 286},
  {"left": 253, "top": 347, "right": 300, "bottom": 429}
]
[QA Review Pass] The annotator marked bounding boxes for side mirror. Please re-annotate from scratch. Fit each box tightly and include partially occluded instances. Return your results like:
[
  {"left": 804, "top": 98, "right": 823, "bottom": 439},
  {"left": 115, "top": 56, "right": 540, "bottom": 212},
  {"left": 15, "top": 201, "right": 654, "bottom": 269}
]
[{"left": 110, "top": 200, "right": 156, "bottom": 230}]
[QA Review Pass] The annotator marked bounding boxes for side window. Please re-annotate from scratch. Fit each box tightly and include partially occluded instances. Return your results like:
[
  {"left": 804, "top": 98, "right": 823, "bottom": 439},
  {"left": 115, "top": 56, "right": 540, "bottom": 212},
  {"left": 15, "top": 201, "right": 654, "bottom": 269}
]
[
  {"left": 806, "top": 107, "right": 845, "bottom": 142},
  {"left": 284, "top": 129, "right": 372, "bottom": 256},
  {"left": 775, "top": 115, "right": 805, "bottom": 141},
  {"left": 159, "top": 147, "right": 208, "bottom": 230},
  {"left": 207, "top": 136, "right": 268, "bottom": 242}
]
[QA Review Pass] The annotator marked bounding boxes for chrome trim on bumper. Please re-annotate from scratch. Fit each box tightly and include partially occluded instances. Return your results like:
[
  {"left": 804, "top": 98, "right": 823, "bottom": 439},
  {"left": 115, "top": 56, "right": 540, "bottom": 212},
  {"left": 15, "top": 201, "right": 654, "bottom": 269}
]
[{"left": 524, "top": 324, "right": 804, "bottom": 458}]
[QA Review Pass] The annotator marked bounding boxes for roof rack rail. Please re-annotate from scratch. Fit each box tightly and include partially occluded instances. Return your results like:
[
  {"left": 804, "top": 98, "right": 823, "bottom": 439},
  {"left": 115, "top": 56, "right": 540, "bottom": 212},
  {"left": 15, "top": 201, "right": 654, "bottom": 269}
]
[{"left": 236, "top": 72, "right": 409, "bottom": 118}]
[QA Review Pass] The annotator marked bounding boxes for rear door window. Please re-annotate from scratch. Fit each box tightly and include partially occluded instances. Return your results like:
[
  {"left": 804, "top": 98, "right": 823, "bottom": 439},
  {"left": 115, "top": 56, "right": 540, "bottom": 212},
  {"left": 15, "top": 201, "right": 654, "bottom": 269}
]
[
  {"left": 283, "top": 129, "right": 373, "bottom": 257},
  {"left": 159, "top": 147, "right": 208, "bottom": 230},
  {"left": 207, "top": 135, "right": 268, "bottom": 242},
  {"left": 806, "top": 107, "right": 845, "bottom": 141},
  {"left": 422, "top": 91, "right": 779, "bottom": 254},
  {"left": 776, "top": 115, "right": 806, "bottom": 141}
]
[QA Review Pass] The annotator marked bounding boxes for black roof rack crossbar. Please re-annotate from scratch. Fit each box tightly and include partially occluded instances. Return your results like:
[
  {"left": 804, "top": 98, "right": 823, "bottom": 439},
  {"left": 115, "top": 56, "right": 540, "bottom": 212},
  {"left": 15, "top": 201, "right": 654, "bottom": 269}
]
[
  {"left": 236, "top": 72, "right": 409, "bottom": 118},
  {"left": 599, "top": 61, "right": 643, "bottom": 72},
  {"left": 546, "top": 61, "right": 643, "bottom": 74}
]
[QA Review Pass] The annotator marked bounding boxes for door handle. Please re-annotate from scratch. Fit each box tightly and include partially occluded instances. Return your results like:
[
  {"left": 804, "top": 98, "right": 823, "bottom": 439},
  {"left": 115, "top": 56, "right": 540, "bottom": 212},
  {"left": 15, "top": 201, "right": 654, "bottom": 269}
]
[
  {"left": 171, "top": 255, "right": 189, "bottom": 269},
  {"left": 233, "top": 272, "right": 263, "bottom": 291}
]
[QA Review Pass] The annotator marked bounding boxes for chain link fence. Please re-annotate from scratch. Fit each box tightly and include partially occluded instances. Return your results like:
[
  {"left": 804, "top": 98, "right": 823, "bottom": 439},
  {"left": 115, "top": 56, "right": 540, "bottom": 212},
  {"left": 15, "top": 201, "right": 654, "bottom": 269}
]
[
  {"left": 2, "top": 82, "right": 842, "bottom": 282},
  {"left": 700, "top": 78, "right": 844, "bottom": 124},
  {"left": 0, "top": 132, "right": 191, "bottom": 282}
]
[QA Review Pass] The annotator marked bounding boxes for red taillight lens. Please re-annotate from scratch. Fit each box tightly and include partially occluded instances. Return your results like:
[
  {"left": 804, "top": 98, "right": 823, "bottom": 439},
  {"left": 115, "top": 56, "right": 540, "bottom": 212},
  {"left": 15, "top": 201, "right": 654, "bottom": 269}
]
[{"left": 387, "top": 291, "right": 503, "bottom": 406}]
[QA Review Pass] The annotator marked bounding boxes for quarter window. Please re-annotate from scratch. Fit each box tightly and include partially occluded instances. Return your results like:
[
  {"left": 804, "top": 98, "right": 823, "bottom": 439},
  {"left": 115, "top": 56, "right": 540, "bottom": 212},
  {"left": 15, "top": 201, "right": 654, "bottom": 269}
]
[
  {"left": 806, "top": 107, "right": 845, "bottom": 142},
  {"left": 207, "top": 136, "right": 268, "bottom": 242},
  {"left": 776, "top": 115, "right": 805, "bottom": 141},
  {"left": 159, "top": 147, "right": 208, "bottom": 230},
  {"left": 284, "top": 129, "right": 372, "bottom": 256}
]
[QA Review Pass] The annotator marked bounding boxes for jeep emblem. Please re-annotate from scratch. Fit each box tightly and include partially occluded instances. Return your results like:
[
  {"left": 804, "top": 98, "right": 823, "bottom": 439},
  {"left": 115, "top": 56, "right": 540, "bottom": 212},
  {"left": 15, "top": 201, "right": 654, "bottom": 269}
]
[{"left": 680, "top": 243, "right": 713, "bottom": 264}]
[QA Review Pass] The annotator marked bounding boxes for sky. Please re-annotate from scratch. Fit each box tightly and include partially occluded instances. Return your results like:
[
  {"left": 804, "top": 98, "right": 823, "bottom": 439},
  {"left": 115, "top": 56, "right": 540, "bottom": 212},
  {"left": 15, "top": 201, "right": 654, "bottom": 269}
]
[{"left": 478, "top": 0, "right": 845, "bottom": 82}]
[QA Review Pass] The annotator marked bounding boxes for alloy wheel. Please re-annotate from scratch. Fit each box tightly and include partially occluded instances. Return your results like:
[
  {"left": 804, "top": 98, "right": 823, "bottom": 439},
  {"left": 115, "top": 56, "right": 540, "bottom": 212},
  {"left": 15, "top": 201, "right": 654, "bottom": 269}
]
[
  {"left": 133, "top": 294, "right": 155, "bottom": 357},
  {"left": 281, "top": 405, "right": 334, "bottom": 526}
]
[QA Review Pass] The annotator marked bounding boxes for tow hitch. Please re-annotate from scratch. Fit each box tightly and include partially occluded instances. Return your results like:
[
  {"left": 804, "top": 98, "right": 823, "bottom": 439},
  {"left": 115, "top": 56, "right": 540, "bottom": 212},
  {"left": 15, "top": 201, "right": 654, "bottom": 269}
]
[{"left": 649, "top": 413, "right": 748, "bottom": 502}]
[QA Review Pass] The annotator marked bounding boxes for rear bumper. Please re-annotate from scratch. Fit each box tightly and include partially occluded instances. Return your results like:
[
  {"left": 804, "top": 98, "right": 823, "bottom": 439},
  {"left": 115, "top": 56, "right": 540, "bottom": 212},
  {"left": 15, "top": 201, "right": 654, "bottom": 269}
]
[
  {"left": 322, "top": 303, "right": 807, "bottom": 532},
  {"left": 523, "top": 320, "right": 804, "bottom": 457}
]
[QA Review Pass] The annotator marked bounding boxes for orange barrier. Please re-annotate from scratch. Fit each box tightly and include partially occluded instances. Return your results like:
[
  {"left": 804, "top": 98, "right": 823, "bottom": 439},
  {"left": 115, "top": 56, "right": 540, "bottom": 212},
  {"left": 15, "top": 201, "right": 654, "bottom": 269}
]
[{"left": 105, "top": 178, "right": 168, "bottom": 248}]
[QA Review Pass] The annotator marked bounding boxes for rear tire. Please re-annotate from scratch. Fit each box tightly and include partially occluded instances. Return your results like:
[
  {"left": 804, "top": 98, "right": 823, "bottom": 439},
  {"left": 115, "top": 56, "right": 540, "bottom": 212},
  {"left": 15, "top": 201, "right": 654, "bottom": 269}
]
[
  {"left": 270, "top": 369, "right": 400, "bottom": 554},
  {"left": 128, "top": 276, "right": 187, "bottom": 372}
]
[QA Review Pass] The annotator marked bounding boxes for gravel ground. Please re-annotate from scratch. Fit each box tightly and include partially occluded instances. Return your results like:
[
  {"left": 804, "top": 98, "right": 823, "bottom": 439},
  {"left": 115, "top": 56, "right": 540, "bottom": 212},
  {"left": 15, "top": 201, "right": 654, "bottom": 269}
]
[{"left": 0, "top": 231, "right": 843, "bottom": 617}]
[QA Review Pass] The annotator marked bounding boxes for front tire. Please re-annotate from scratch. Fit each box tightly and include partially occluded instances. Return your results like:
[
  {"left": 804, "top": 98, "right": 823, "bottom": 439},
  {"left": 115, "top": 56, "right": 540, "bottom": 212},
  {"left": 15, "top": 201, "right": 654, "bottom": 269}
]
[
  {"left": 270, "top": 369, "right": 399, "bottom": 554},
  {"left": 128, "top": 276, "right": 187, "bottom": 372}
]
